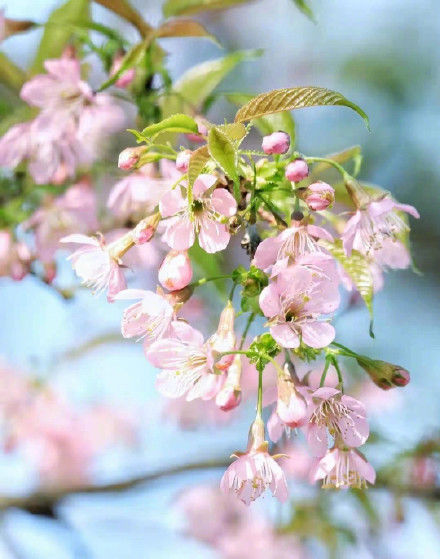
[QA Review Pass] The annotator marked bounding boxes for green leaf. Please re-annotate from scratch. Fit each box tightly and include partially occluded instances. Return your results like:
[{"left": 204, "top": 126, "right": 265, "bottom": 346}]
[
  {"left": 163, "top": 0, "right": 250, "bottom": 17},
  {"left": 96, "top": 39, "right": 151, "bottom": 92},
  {"left": 215, "top": 122, "right": 247, "bottom": 146},
  {"left": 31, "top": 0, "right": 90, "bottom": 74},
  {"left": 0, "top": 54, "right": 27, "bottom": 92},
  {"left": 93, "top": 0, "right": 152, "bottom": 36},
  {"left": 234, "top": 86, "right": 370, "bottom": 130},
  {"left": 291, "top": 0, "right": 315, "bottom": 22},
  {"left": 321, "top": 239, "right": 374, "bottom": 331},
  {"left": 188, "top": 145, "right": 210, "bottom": 186},
  {"left": 156, "top": 18, "right": 219, "bottom": 44},
  {"left": 162, "top": 50, "right": 262, "bottom": 116},
  {"left": 141, "top": 113, "right": 198, "bottom": 138},
  {"left": 228, "top": 92, "right": 296, "bottom": 147},
  {"left": 208, "top": 127, "right": 239, "bottom": 181}
]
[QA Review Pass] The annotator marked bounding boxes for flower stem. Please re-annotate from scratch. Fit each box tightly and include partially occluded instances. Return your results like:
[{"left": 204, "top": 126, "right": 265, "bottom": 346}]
[
  {"left": 319, "top": 356, "right": 332, "bottom": 387},
  {"left": 256, "top": 364, "right": 263, "bottom": 418},
  {"left": 331, "top": 355, "right": 344, "bottom": 393},
  {"left": 190, "top": 274, "right": 231, "bottom": 288},
  {"left": 239, "top": 312, "right": 256, "bottom": 350},
  {"left": 304, "top": 156, "right": 349, "bottom": 180}
]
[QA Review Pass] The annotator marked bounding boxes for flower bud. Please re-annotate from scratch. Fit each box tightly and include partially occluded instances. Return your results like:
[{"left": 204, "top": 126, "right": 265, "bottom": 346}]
[
  {"left": 262, "top": 131, "right": 290, "bottom": 155},
  {"left": 303, "top": 181, "right": 335, "bottom": 211},
  {"left": 110, "top": 54, "right": 136, "bottom": 89},
  {"left": 118, "top": 147, "right": 144, "bottom": 170},
  {"left": 215, "top": 354, "right": 242, "bottom": 411},
  {"left": 176, "top": 150, "right": 191, "bottom": 173},
  {"left": 186, "top": 118, "right": 208, "bottom": 143},
  {"left": 132, "top": 213, "right": 160, "bottom": 245},
  {"left": 164, "top": 285, "right": 194, "bottom": 307},
  {"left": 276, "top": 364, "right": 308, "bottom": 427},
  {"left": 357, "top": 358, "right": 410, "bottom": 390},
  {"left": 209, "top": 301, "right": 236, "bottom": 371},
  {"left": 158, "top": 250, "right": 193, "bottom": 291},
  {"left": 285, "top": 158, "right": 309, "bottom": 182}
]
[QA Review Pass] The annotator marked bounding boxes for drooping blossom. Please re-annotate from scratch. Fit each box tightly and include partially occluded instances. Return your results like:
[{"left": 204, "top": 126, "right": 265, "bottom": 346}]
[
  {"left": 259, "top": 254, "right": 340, "bottom": 349},
  {"left": 24, "top": 178, "right": 97, "bottom": 263},
  {"left": 208, "top": 300, "right": 236, "bottom": 370},
  {"left": 262, "top": 131, "right": 290, "bottom": 155},
  {"left": 114, "top": 289, "right": 175, "bottom": 346},
  {"left": 215, "top": 354, "right": 242, "bottom": 411},
  {"left": 342, "top": 196, "right": 419, "bottom": 256},
  {"left": 160, "top": 174, "right": 237, "bottom": 253},
  {"left": 0, "top": 230, "right": 32, "bottom": 280},
  {"left": 220, "top": 417, "right": 288, "bottom": 505},
  {"left": 310, "top": 446, "right": 376, "bottom": 489},
  {"left": 285, "top": 158, "right": 309, "bottom": 182},
  {"left": 253, "top": 222, "right": 333, "bottom": 275},
  {"left": 60, "top": 234, "right": 126, "bottom": 301},
  {"left": 307, "top": 387, "right": 369, "bottom": 456},
  {"left": 146, "top": 321, "right": 221, "bottom": 401},
  {"left": 158, "top": 250, "right": 193, "bottom": 291},
  {"left": 0, "top": 55, "right": 124, "bottom": 184}
]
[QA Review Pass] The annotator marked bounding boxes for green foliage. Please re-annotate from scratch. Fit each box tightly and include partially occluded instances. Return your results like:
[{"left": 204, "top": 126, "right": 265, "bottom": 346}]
[
  {"left": 247, "top": 333, "right": 280, "bottom": 371},
  {"left": 97, "top": 39, "right": 152, "bottom": 91},
  {"left": 208, "top": 127, "right": 239, "bottom": 182},
  {"left": 234, "top": 86, "right": 370, "bottom": 130},
  {"left": 31, "top": 0, "right": 90, "bottom": 74},
  {"left": 232, "top": 265, "right": 268, "bottom": 314},
  {"left": 163, "top": 0, "right": 250, "bottom": 18},
  {"left": 0, "top": 54, "right": 27, "bottom": 92},
  {"left": 156, "top": 18, "right": 218, "bottom": 44},
  {"left": 93, "top": 0, "right": 152, "bottom": 36},
  {"left": 188, "top": 145, "right": 210, "bottom": 186},
  {"left": 141, "top": 114, "right": 198, "bottom": 138},
  {"left": 291, "top": 0, "right": 315, "bottom": 22}
]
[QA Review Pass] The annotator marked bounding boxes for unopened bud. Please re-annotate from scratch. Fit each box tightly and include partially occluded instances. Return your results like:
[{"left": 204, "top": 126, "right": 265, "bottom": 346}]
[
  {"left": 110, "top": 54, "right": 136, "bottom": 88},
  {"left": 285, "top": 158, "right": 309, "bottom": 182},
  {"left": 357, "top": 358, "right": 410, "bottom": 390},
  {"left": 209, "top": 301, "right": 236, "bottom": 371},
  {"left": 176, "top": 150, "right": 191, "bottom": 173},
  {"left": 262, "top": 131, "right": 290, "bottom": 155},
  {"left": 186, "top": 118, "right": 208, "bottom": 143},
  {"left": 158, "top": 250, "right": 193, "bottom": 291},
  {"left": 216, "top": 354, "right": 242, "bottom": 411},
  {"left": 118, "top": 147, "right": 145, "bottom": 170},
  {"left": 303, "top": 181, "right": 335, "bottom": 211},
  {"left": 132, "top": 213, "right": 160, "bottom": 245},
  {"left": 276, "top": 364, "right": 308, "bottom": 427}
]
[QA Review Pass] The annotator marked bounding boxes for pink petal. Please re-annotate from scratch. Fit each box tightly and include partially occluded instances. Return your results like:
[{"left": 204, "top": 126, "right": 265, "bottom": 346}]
[
  {"left": 270, "top": 324, "right": 300, "bottom": 349},
  {"left": 259, "top": 283, "right": 281, "bottom": 317},
  {"left": 300, "top": 321, "right": 335, "bottom": 349},
  {"left": 253, "top": 235, "right": 283, "bottom": 272},
  {"left": 210, "top": 189, "right": 237, "bottom": 217},
  {"left": 198, "top": 216, "right": 230, "bottom": 253},
  {"left": 159, "top": 188, "right": 186, "bottom": 218},
  {"left": 193, "top": 174, "right": 217, "bottom": 198},
  {"left": 162, "top": 216, "right": 195, "bottom": 250},
  {"left": 60, "top": 234, "right": 99, "bottom": 247},
  {"left": 307, "top": 423, "right": 328, "bottom": 457}
]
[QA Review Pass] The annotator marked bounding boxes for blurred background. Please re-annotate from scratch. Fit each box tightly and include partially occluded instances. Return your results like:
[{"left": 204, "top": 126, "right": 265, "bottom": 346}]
[{"left": 0, "top": 0, "right": 439, "bottom": 557}]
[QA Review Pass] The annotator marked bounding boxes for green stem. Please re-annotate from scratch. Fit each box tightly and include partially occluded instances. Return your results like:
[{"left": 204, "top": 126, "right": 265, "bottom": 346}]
[
  {"left": 233, "top": 179, "right": 241, "bottom": 204},
  {"left": 256, "top": 365, "right": 263, "bottom": 418},
  {"left": 190, "top": 274, "right": 231, "bottom": 288},
  {"left": 304, "top": 156, "right": 349, "bottom": 180},
  {"left": 331, "top": 355, "right": 344, "bottom": 393},
  {"left": 240, "top": 313, "right": 256, "bottom": 350},
  {"left": 319, "top": 357, "right": 332, "bottom": 387},
  {"left": 256, "top": 193, "right": 288, "bottom": 228}
]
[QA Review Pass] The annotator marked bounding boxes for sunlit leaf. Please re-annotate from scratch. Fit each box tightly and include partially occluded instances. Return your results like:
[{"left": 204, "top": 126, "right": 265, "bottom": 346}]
[
  {"left": 188, "top": 145, "right": 210, "bottom": 186},
  {"left": 156, "top": 19, "right": 218, "bottom": 44},
  {"left": 31, "top": 0, "right": 90, "bottom": 74},
  {"left": 215, "top": 122, "right": 247, "bottom": 145},
  {"left": 141, "top": 113, "right": 198, "bottom": 138},
  {"left": 163, "top": 0, "right": 250, "bottom": 17},
  {"left": 227, "top": 92, "right": 296, "bottom": 147},
  {"left": 234, "top": 86, "right": 370, "bottom": 130},
  {"left": 208, "top": 127, "right": 238, "bottom": 181},
  {"left": 321, "top": 239, "right": 374, "bottom": 330}
]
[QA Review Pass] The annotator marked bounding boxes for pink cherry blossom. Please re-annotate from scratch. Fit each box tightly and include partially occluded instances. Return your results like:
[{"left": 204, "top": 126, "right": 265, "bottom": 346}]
[
  {"left": 0, "top": 230, "right": 32, "bottom": 280},
  {"left": 118, "top": 146, "right": 145, "bottom": 170},
  {"left": 61, "top": 234, "right": 126, "bottom": 301},
  {"left": 160, "top": 174, "right": 237, "bottom": 253},
  {"left": 262, "top": 131, "right": 290, "bottom": 155},
  {"left": 285, "top": 158, "right": 309, "bottom": 182},
  {"left": 253, "top": 223, "right": 333, "bottom": 275},
  {"left": 208, "top": 300, "right": 236, "bottom": 370},
  {"left": 304, "top": 181, "right": 335, "bottom": 211},
  {"left": 110, "top": 53, "right": 136, "bottom": 88},
  {"left": 176, "top": 150, "right": 191, "bottom": 173},
  {"left": 342, "top": 196, "right": 419, "bottom": 256},
  {"left": 114, "top": 289, "right": 175, "bottom": 345},
  {"left": 259, "top": 255, "right": 340, "bottom": 349},
  {"left": 310, "top": 446, "right": 376, "bottom": 489},
  {"left": 215, "top": 354, "right": 242, "bottom": 411},
  {"left": 158, "top": 250, "right": 193, "bottom": 291},
  {"left": 146, "top": 321, "right": 221, "bottom": 401},
  {"left": 307, "top": 387, "right": 369, "bottom": 456},
  {"left": 221, "top": 418, "right": 288, "bottom": 505}
]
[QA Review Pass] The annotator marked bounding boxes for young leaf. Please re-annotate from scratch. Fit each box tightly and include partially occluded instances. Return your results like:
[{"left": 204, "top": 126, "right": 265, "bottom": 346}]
[
  {"left": 216, "top": 122, "right": 247, "bottom": 146},
  {"left": 227, "top": 92, "right": 296, "bottom": 147},
  {"left": 291, "top": 0, "right": 316, "bottom": 22},
  {"left": 156, "top": 19, "right": 218, "bottom": 44},
  {"left": 0, "top": 54, "right": 27, "bottom": 92},
  {"left": 96, "top": 39, "right": 151, "bottom": 92},
  {"left": 321, "top": 239, "right": 374, "bottom": 326},
  {"left": 93, "top": 0, "right": 152, "bottom": 36},
  {"left": 141, "top": 114, "right": 198, "bottom": 138},
  {"left": 188, "top": 145, "right": 210, "bottom": 186},
  {"left": 234, "top": 86, "right": 370, "bottom": 130},
  {"left": 208, "top": 127, "right": 239, "bottom": 182},
  {"left": 31, "top": 0, "right": 90, "bottom": 74},
  {"left": 163, "top": 0, "right": 250, "bottom": 18}
]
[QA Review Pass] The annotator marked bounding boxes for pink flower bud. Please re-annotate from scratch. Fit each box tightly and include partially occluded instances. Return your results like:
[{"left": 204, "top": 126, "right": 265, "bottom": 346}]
[
  {"left": 209, "top": 301, "right": 236, "bottom": 371},
  {"left": 304, "top": 181, "right": 335, "bottom": 211},
  {"left": 118, "top": 147, "right": 144, "bottom": 170},
  {"left": 176, "top": 150, "right": 191, "bottom": 173},
  {"left": 158, "top": 250, "right": 193, "bottom": 291},
  {"left": 357, "top": 359, "right": 410, "bottom": 390},
  {"left": 216, "top": 355, "right": 242, "bottom": 411},
  {"left": 111, "top": 55, "right": 136, "bottom": 89},
  {"left": 392, "top": 368, "right": 410, "bottom": 387},
  {"left": 285, "top": 158, "right": 309, "bottom": 182},
  {"left": 276, "top": 364, "right": 308, "bottom": 428},
  {"left": 186, "top": 118, "right": 208, "bottom": 143},
  {"left": 133, "top": 213, "right": 160, "bottom": 245},
  {"left": 262, "top": 131, "right": 290, "bottom": 155}
]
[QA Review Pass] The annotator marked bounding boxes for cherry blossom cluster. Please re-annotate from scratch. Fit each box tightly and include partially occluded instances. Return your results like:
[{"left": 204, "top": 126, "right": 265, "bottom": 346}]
[{"left": 56, "top": 111, "right": 418, "bottom": 505}]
